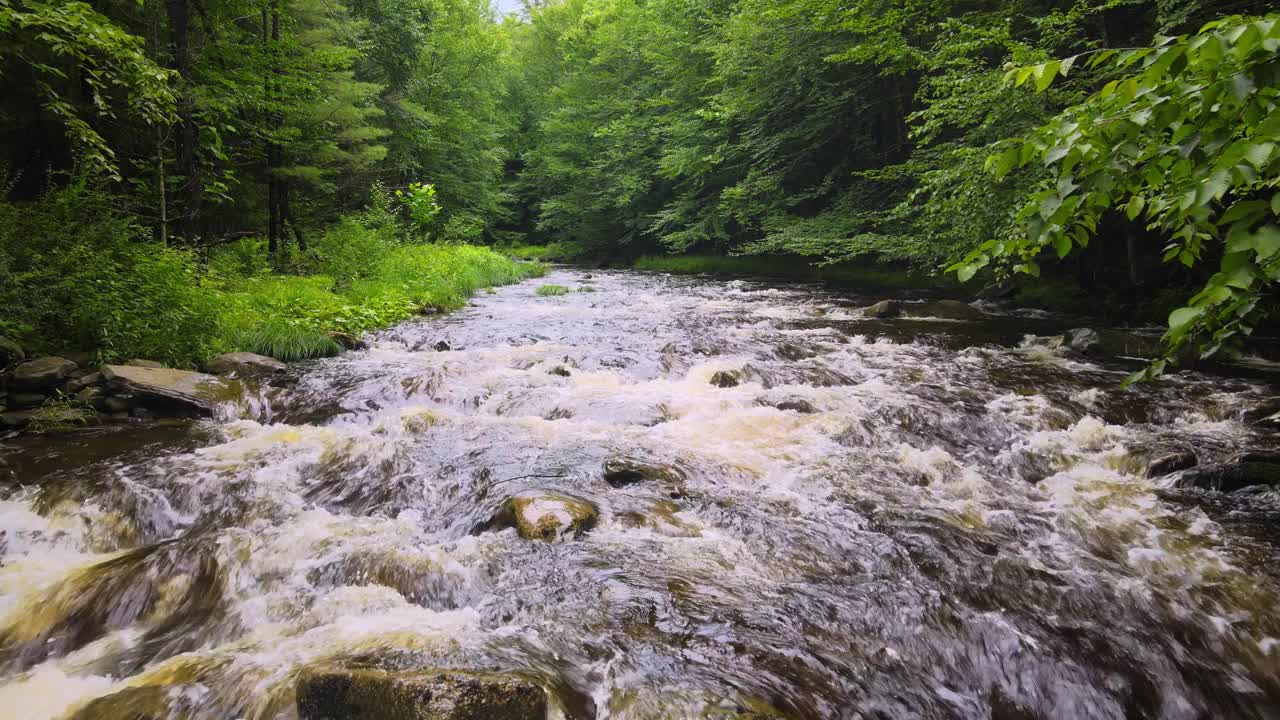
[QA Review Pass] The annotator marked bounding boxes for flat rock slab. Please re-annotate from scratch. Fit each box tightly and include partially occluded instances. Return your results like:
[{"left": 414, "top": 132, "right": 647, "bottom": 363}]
[
  {"left": 297, "top": 668, "right": 545, "bottom": 720},
  {"left": 101, "top": 365, "right": 241, "bottom": 417},
  {"left": 204, "top": 351, "right": 287, "bottom": 376}
]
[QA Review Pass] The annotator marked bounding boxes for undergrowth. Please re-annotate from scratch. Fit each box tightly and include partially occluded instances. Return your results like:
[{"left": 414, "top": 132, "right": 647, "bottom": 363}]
[{"left": 1, "top": 184, "right": 545, "bottom": 367}]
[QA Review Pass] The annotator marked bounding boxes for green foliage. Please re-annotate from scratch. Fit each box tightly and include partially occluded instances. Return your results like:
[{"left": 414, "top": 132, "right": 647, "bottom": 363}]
[
  {"left": 396, "top": 182, "right": 442, "bottom": 238},
  {"left": 633, "top": 254, "right": 940, "bottom": 290},
  {"left": 0, "top": 0, "right": 175, "bottom": 177},
  {"left": 0, "top": 185, "right": 540, "bottom": 366},
  {"left": 536, "top": 284, "right": 570, "bottom": 296},
  {"left": 950, "top": 14, "right": 1280, "bottom": 375}
]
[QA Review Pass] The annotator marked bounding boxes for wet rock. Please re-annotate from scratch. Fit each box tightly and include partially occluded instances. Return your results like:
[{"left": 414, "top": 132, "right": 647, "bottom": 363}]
[
  {"left": 9, "top": 356, "right": 77, "bottom": 391},
  {"left": 659, "top": 342, "right": 678, "bottom": 355},
  {"left": 297, "top": 667, "right": 545, "bottom": 720},
  {"left": 7, "top": 392, "right": 47, "bottom": 408},
  {"left": 709, "top": 370, "right": 740, "bottom": 388},
  {"left": 913, "top": 299, "right": 987, "bottom": 320},
  {"left": 618, "top": 500, "right": 701, "bottom": 538},
  {"left": 75, "top": 386, "right": 104, "bottom": 408},
  {"left": 1066, "top": 327, "right": 1160, "bottom": 359},
  {"left": 101, "top": 364, "right": 240, "bottom": 417},
  {"left": 131, "top": 407, "right": 157, "bottom": 420},
  {"left": 204, "top": 351, "right": 287, "bottom": 377},
  {"left": 0, "top": 336, "right": 24, "bottom": 366},
  {"left": 485, "top": 493, "right": 599, "bottom": 542},
  {"left": 775, "top": 342, "right": 816, "bottom": 361},
  {"left": 760, "top": 396, "right": 816, "bottom": 414},
  {"left": 548, "top": 365, "right": 571, "bottom": 377},
  {"left": 434, "top": 340, "right": 452, "bottom": 352},
  {"left": 328, "top": 330, "right": 366, "bottom": 350},
  {"left": 1146, "top": 449, "right": 1197, "bottom": 478},
  {"left": 124, "top": 358, "right": 166, "bottom": 368},
  {"left": 63, "top": 371, "right": 101, "bottom": 394},
  {"left": 0, "top": 410, "right": 38, "bottom": 429},
  {"left": 104, "top": 394, "right": 135, "bottom": 413},
  {"left": 418, "top": 304, "right": 440, "bottom": 315},
  {"left": 603, "top": 458, "right": 685, "bottom": 488},
  {"left": 863, "top": 299, "right": 901, "bottom": 319},
  {"left": 1243, "top": 397, "right": 1280, "bottom": 427},
  {"left": 1176, "top": 461, "right": 1280, "bottom": 492}
]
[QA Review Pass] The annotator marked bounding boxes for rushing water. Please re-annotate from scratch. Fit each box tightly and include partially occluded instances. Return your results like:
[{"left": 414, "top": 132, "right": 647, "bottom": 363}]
[{"left": 2, "top": 268, "right": 1280, "bottom": 719}]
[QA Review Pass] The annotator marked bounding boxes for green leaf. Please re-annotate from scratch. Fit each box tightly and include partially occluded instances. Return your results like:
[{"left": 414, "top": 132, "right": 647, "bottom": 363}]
[
  {"left": 1168, "top": 306, "right": 1204, "bottom": 334},
  {"left": 1034, "top": 60, "right": 1061, "bottom": 93},
  {"left": 1125, "top": 195, "right": 1145, "bottom": 220}
]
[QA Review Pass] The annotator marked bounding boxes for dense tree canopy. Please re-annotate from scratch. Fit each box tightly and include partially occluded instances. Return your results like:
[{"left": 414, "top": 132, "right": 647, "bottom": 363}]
[{"left": 0, "top": 0, "right": 1277, "bottom": 369}]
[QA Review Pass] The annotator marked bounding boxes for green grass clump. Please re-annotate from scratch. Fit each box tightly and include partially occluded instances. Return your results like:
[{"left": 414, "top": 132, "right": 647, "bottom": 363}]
[
  {"left": 27, "top": 398, "right": 96, "bottom": 433},
  {"left": 231, "top": 323, "right": 343, "bottom": 362},
  {"left": 577, "top": 285, "right": 596, "bottom": 293},
  {"left": 536, "top": 284, "right": 570, "bottom": 296}
]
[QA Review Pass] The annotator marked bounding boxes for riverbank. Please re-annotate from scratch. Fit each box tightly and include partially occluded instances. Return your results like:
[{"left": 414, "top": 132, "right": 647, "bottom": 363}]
[
  {"left": 2, "top": 194, "right": 544, "bottom": 431},
  {"left": 1, "top": 188, "right": 545, "bottom": 370},
  {"left": 502, "top": 242, "right": 1191, "bottom": 325}
]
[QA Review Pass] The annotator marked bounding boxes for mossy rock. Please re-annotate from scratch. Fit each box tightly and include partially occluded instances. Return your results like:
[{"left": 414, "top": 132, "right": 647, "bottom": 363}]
[{"left": 484, "top": 493, "right": 599, "bottom": 542}]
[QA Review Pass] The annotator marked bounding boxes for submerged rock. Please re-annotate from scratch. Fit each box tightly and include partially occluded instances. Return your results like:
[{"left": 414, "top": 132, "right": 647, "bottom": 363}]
[
  {"left": 548, "top": 365, "right": 571, "bottom": 377},
  {"left": 9, "top": 356, "right": 77, "bottom": 391},
  {"left": 603, "top": 458, "right": 684, "bottom": 488},
  {"left": 204, "top": 351, "right": 287, "bottom": 377},
  {"left": 101, "top": 364, "right": 240, "bottom": 417},
  {"left": 1244, "top": 397, "right": 1280, "bottom": 427},
  {"left": 297, "top": 668, "right": 545, "bottom": 720},
  {"left": 484, "top": 493, "right": 598, "bottom": 542},
  {"left": 1146, "top": 449, "right": 1197, "bottom": 478},
  {"left": 759, "top": 396, "right": 817, "bottom": 414},
  {"left": 863, "top": 299, "right": 901, "bottom": 318},
  {"left": 709, "top": 370, "right": 740, "bottom": 388}
]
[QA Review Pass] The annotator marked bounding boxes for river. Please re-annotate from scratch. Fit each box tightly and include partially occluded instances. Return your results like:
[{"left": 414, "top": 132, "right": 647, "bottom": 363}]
[{"left": 2, "top": 268, "right": 1279, "bottom": 719}]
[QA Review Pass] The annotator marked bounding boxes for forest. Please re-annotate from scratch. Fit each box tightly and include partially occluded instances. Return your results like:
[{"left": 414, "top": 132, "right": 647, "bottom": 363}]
[{"left": 1, "top": 0, "right": 1278, "bottom": 371}]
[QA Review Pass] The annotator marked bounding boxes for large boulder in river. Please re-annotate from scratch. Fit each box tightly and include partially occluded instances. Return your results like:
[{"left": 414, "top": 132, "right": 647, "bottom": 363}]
[
  {"left": 1066, "top": 327, "right": 1161, "bottom": 359},
  {"left": 483, "top": 493, "right": 598, "bottom": 542},
  {"left": 204, "top": 351, "right": 287, "bottom": 377},
  {"left": 912, "top": 299, "right": 987, "bottom": 320},
  {"left": 863, "top": 299, "right": 901, "bottom": 318},
  {"left": 101, "top": 364, "right": 240, "bottom": 417},
  {"left": 9, "top": 356, "right": 77, "bottom": 391},
  {"left": 297, "top": 667, "right": 545, "bottom": 720}
]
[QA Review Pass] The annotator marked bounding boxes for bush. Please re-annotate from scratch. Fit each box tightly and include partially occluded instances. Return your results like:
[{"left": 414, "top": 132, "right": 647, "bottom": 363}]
[{"left": 536, "top": 284, "right": 569, "bottom": 296}]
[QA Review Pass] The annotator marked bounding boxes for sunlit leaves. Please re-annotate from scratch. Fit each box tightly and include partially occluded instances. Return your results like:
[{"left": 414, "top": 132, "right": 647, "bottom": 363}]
[{"left": 957, "top": 13, "right": 1280, "bottom": 377}]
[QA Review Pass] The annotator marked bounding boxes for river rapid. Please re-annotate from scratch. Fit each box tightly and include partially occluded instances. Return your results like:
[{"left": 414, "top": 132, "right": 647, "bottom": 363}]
[{"left": 2, "top": 268, "right": 1280, "bottom": 719}]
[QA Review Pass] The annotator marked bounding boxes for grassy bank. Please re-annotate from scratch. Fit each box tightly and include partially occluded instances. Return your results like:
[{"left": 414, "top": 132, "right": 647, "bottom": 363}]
[
  {"left": 631, "top": 254, "right": 946, "bottom": 292},
  {"left": 0, "top": 186, "right": 544, "bottom": 366}
]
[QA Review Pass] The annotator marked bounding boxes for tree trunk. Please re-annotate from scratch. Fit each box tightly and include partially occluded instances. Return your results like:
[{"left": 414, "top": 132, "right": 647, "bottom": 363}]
[
  {"left": 1125, "top": 226, "right": 1142, "bottom": 287},
  {"left": 166, "top": 0, "right": 202, "bottom": 243}
]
